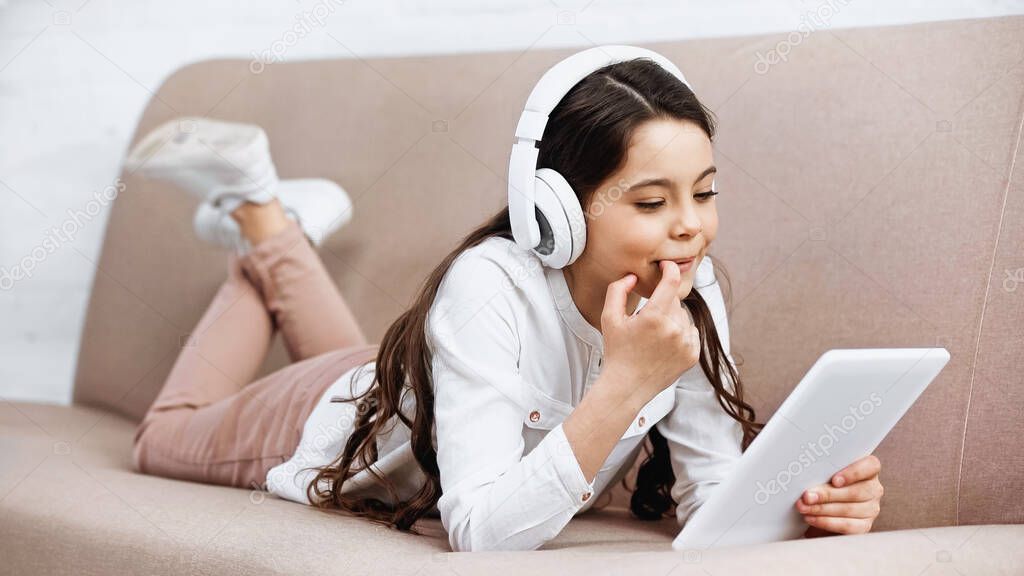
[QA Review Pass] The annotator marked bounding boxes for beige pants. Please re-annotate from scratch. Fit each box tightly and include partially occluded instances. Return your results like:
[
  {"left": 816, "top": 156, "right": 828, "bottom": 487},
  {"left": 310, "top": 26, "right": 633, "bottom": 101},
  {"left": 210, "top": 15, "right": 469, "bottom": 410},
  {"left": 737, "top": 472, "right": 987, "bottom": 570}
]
[{"left": 132, "top": 219, "right": 378, "bottom": 491}]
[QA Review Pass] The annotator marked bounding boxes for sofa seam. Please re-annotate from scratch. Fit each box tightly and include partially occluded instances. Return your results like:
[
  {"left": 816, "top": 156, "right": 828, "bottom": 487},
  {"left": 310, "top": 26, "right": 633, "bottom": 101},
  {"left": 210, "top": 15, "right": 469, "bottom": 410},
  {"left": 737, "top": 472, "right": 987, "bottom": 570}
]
[{"left": 955, "top": 96, "right": 1024, "bottom": 526}]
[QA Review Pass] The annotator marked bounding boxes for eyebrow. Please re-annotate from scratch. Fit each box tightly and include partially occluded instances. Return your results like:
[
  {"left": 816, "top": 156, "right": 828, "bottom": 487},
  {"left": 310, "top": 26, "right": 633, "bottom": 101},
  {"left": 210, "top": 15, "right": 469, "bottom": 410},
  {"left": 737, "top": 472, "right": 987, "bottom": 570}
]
[{"left": 625, "top": 165, "right": 717, "bottom": 194}]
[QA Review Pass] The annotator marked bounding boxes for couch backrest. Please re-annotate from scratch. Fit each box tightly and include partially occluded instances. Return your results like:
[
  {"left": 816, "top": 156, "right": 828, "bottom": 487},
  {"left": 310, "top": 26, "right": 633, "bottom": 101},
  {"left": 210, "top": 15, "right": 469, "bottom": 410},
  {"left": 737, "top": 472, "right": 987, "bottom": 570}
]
[{"left": 74, "top": 15, "right": 1024, "bottom": 531}]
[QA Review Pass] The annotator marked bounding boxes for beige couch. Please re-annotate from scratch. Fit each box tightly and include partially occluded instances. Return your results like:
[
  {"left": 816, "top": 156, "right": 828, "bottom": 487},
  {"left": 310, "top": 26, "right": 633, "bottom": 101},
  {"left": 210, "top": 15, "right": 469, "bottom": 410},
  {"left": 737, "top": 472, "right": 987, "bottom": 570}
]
[{"left": 3, "top": 15, "right": 1023, "bottom": 575}]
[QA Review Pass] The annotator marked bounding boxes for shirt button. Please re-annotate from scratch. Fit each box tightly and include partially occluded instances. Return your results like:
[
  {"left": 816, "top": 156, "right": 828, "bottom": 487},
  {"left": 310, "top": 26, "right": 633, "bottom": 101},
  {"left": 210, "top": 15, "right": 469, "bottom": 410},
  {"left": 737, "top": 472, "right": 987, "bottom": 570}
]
[
  {"left": 581, "top": 491, "right": 592, "bottom": 502},
  {"left": 638, "top": 416, "right": 646, "bottom": 427},
  {"left": 529, "top": 410, "right": 541, "bottom": 423}
]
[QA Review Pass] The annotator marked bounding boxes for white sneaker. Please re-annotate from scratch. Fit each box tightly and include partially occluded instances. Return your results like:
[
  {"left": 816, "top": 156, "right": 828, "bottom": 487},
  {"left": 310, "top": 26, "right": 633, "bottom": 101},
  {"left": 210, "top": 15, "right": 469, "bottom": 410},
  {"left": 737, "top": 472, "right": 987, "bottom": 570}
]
[
  {"left": 125, "top": 116, "right": 278, "bottom": 212},
  {"left": 193, "top": 178, "right": 354, "bottom": 250}
]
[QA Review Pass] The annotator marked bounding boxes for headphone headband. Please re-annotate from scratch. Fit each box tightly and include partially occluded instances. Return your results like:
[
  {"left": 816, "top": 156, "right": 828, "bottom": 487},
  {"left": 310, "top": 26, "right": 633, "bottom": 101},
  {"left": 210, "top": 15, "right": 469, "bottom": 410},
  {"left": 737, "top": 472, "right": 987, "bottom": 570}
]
[{"left": 508, "top": 45, "right": 692, "bottom": 251}]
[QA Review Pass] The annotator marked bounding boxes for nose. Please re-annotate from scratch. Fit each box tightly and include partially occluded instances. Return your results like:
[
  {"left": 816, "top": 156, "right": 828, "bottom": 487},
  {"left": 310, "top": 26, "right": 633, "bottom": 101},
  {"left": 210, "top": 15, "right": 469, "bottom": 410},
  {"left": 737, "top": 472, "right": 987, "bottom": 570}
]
[{"left": 670, "top": 204, "right": 703, "bottom": 238}]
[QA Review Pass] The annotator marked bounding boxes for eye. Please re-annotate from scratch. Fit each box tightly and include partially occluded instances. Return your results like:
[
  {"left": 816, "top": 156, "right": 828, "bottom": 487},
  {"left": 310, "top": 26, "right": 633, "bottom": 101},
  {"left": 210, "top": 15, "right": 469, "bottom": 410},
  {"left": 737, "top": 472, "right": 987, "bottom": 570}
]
[
  {"left": 635, "top": 201, "right": 664, "bottom": 211},
  {"left": 636, "top": 190, "right": 719, "bottom": 211}
]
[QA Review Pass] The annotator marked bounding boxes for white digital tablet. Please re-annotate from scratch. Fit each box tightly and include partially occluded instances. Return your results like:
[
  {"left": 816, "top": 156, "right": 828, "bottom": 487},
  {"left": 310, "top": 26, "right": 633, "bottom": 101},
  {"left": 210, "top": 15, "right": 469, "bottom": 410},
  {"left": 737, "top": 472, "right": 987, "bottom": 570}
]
[{"left": 672, "top": 347, "right": 950, "bottom": 551}]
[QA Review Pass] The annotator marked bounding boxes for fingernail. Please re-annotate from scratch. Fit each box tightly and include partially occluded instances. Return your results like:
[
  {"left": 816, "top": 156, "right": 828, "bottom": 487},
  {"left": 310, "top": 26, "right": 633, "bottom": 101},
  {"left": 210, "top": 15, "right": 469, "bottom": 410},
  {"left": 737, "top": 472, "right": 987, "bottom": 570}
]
[
  {"left": 834, "top": 475, "right": 845, "bottom": 487},
  {"left": 806, "top": 491, "right": 819, "bottom": 504}
]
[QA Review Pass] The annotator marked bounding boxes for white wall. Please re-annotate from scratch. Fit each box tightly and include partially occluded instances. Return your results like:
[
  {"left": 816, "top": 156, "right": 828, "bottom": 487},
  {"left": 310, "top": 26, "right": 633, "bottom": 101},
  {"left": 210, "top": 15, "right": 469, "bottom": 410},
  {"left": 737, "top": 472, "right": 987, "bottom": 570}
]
[{"left": 2, "top": 0, "right": 1022, "bottom": 405}]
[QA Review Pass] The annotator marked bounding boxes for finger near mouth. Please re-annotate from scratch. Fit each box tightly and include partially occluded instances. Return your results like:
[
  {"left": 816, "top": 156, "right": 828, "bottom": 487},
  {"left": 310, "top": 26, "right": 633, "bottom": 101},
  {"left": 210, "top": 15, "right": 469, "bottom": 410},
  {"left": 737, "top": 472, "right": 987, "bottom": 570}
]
[{"left": 653, "top": 259, "right": 694, "bottom": 270}]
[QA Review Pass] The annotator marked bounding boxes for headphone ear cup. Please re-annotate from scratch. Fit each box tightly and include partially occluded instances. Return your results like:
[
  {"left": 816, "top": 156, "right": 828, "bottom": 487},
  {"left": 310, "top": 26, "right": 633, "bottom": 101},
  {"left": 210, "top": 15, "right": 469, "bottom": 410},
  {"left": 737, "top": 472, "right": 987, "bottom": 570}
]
[{"left": 533, "top": 168, "right": 587, "bottom": 269}]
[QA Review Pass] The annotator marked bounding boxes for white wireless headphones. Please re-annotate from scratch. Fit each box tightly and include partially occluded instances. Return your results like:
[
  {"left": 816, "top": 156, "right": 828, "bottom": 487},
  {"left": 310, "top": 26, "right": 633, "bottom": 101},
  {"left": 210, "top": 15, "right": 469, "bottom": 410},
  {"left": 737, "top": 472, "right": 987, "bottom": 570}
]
[{"left": 507, "top": 45, "right": 693, "bottom": 269}]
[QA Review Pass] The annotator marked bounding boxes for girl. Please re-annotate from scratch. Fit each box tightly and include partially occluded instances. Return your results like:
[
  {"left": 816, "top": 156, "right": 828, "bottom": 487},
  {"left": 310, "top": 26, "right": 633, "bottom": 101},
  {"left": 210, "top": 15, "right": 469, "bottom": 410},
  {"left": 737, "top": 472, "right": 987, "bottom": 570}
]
[{"left": 129, "top": 47, "right": 884, "bottom": 552}]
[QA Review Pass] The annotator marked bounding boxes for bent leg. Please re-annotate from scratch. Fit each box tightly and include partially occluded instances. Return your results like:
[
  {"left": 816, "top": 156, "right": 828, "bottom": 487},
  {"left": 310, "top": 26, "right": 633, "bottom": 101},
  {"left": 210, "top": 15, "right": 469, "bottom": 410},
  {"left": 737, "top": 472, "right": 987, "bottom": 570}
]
[
  {"left": 144, "top": 254, "right": 272, "bottom": 415},
  {"left": 132, "top": 216, "right": 375, "bottom": 489},
  {"left": 238, "top": 218, "right": 367, "bottom": 361}
]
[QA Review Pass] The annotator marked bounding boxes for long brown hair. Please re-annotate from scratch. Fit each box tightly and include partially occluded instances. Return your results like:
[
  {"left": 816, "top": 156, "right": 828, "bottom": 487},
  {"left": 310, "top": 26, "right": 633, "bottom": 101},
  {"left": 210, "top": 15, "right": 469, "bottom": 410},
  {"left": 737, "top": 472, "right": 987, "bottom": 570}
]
[{"left": 303, "top": 56, "right": 762, "bottom": 531}]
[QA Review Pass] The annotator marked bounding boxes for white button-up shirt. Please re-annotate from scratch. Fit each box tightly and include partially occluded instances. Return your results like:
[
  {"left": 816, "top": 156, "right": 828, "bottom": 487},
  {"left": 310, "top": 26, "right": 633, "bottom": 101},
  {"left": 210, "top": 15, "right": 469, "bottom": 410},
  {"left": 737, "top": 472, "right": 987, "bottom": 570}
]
[{"left": 266, "top": 235, "right": 743, "bottom": 552}]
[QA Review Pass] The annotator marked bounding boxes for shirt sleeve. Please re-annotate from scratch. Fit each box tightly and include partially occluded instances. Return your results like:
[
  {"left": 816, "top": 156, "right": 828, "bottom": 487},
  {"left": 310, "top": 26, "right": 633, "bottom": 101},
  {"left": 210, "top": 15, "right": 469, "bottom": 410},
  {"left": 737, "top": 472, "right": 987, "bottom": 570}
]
[
  {"left": 654, "top": 256, "right": 744, "bottom": 529},
  {"left": 427, "top": 247, "right": 596, "bottom": 552}
]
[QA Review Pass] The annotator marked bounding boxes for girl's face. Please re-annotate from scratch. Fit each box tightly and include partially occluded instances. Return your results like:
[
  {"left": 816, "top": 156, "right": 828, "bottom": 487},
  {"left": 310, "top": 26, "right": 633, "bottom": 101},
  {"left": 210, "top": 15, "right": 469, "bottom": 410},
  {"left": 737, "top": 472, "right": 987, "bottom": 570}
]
[{"left": 577, "top": 118, "right": 718, "bottom": 301}]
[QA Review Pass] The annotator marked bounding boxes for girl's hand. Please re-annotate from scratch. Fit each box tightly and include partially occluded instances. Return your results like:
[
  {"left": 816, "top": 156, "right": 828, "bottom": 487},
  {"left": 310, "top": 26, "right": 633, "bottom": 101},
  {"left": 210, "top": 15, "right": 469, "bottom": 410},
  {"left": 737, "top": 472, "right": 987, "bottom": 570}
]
[
  {"left": 600, "top": 260, "right": 701, "bottom": 404},
  {"left": 795, "top": 454, "right": 884, "bottom": 537}
]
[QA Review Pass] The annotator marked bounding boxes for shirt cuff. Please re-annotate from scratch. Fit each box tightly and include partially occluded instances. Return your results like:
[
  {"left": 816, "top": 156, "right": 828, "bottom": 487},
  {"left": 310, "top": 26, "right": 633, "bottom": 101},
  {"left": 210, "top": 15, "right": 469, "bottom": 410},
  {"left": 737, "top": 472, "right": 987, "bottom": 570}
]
[{"left": 544, "top": 422, "right": 599, "bottom": 506}]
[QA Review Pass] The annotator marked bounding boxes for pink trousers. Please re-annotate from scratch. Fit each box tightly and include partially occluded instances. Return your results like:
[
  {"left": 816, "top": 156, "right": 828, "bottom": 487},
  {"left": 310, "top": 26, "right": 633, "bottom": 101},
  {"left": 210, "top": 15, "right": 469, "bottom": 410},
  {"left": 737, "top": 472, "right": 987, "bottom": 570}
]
[{"left": 131, "top": 219, "right": 379, "bottom": 491}]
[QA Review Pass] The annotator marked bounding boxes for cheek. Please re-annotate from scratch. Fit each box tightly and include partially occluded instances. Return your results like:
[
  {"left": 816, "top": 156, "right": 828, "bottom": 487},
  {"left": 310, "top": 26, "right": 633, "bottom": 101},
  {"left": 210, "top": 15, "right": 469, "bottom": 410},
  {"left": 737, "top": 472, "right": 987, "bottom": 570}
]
[
  {"left": 701, "top": 208, "right": 719, "bottom": 243},
  {"left": 591, "top": 214, "right": 659, "bottom": 265}
]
